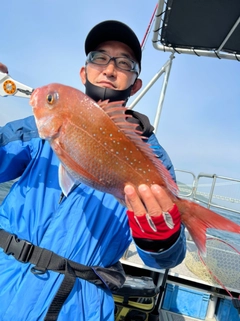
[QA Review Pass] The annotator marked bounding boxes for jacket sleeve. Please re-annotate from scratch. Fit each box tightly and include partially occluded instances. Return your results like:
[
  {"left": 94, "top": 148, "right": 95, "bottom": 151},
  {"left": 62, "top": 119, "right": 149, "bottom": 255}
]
[
  {"left": 136, "top": 132, "right": 186, "bottom": 268},
  {"left": 135, "top": 225, "right": 186, "bottom": 269},
  {"left": 147, "top": 133, "right": 176, "bottom": 182},
  {"left": 0, "top": 116, "right": 39, "bottom": 182}
]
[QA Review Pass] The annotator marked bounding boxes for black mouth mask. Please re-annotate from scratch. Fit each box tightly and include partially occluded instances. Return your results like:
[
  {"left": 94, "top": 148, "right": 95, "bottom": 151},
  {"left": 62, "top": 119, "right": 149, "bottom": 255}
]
[{"left": 84, "top": 78, "right": 133, "bottom": 106}]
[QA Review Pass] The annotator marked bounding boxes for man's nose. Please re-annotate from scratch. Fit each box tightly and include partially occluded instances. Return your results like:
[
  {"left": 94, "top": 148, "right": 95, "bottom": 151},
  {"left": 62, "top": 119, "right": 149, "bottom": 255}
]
[{"left": 103, "top": 60, "right": 117, "bottom": 76}]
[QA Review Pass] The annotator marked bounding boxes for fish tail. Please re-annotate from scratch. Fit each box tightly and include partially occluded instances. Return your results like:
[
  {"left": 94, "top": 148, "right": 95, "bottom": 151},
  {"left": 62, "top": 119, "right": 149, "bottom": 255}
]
[{"left": 176, "top": 198, "right": 240, "bottom": 255}]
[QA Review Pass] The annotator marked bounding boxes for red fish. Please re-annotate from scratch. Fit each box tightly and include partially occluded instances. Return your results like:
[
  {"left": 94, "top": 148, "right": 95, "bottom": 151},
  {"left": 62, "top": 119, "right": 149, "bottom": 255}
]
[{"left": 30, "top": 83, "right": 240, "bottom": 255}]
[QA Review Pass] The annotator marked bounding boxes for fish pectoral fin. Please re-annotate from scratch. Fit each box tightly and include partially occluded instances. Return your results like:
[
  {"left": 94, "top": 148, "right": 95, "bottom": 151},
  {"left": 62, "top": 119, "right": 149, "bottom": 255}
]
[{"left": 58, "top": 163, "right": 76, "bottom": 196}]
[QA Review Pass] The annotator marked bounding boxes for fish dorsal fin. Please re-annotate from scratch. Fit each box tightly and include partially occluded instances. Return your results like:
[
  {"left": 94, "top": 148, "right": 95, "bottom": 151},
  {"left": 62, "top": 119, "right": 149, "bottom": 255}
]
[{"left": 98, "top": 100, "right": 179, "bottom": 196}]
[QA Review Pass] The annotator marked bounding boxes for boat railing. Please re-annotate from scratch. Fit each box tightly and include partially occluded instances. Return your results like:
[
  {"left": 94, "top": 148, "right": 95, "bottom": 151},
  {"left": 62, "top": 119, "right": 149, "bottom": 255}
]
[{"left": 175, "top": 169, "right": 240, "bottom": 216}]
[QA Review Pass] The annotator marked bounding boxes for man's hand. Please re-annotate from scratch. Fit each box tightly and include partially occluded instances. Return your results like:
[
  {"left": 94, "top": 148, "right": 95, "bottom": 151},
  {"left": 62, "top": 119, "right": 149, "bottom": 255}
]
[
  {"left": 124, "top": 184, "right": 174, "bottom": 217},
  {"left": 124, "top": 184, "right": 181, "bottom": 245},
  {"left": 0, "top": 63, "right": 8, "bottom": 74}
]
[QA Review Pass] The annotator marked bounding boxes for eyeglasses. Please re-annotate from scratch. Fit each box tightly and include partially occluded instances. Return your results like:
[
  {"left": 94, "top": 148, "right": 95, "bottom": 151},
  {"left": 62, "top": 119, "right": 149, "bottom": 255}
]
[{"left": 86, "top": 51, "right": 140, "bottom": 75}]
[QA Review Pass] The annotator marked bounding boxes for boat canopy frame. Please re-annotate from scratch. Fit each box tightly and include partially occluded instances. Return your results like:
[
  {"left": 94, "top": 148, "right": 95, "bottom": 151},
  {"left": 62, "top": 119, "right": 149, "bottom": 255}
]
[
  {"left": 153, "top": 0, "right": 240, "bottom": 60},
  {"left": 129, "top": 0, "right": 240, "bottom": 130}
]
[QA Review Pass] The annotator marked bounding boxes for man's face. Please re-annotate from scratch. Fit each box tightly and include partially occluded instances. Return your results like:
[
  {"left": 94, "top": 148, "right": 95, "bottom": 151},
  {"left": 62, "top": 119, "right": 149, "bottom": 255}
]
[{"left": 80, "top": 41, "right": 142, "bottom": 96}]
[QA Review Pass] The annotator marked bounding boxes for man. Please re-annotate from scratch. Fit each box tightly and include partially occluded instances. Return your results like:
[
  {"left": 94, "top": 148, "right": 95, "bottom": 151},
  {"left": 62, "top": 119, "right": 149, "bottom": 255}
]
[{"left": 0, "top": 21, "right": 186, "bottom": 321}]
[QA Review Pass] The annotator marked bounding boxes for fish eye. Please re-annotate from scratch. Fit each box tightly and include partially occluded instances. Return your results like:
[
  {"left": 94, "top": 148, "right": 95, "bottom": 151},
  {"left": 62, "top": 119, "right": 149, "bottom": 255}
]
[
  {"left": 47, "top": 94, "right": 53, "bottom": 104},
  {"left": 46, "top": 92, "right": 59, "bottom": 105}
]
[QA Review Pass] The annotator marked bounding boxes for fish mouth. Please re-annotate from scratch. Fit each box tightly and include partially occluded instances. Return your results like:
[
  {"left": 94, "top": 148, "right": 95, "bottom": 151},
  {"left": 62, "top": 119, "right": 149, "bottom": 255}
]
[{"left": 29, "top": 88, "right": 39, "bottom": 108}]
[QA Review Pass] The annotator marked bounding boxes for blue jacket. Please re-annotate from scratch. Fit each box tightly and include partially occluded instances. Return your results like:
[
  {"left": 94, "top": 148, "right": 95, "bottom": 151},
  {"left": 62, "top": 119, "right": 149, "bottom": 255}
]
[{"left": 0, "top": 116, "right": 186, "bottom": 321}]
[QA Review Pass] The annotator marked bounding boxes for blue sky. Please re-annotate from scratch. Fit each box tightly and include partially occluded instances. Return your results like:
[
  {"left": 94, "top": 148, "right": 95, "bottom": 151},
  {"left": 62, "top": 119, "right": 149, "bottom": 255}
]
[{"left": 1, "top": 0, "right": 240, "bottom": 180}]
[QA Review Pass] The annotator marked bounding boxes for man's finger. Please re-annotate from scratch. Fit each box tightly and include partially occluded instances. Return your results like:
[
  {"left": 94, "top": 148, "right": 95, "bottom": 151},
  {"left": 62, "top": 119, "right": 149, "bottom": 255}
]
[
  {"left": 150, "top": 184, "right": 174, "bottom": 212},
  {"left": 124, "top": 185, "right": 146, "bottom": 216},
  {"left": 137, "top": 184, "right": 162, "bottom": 217}
]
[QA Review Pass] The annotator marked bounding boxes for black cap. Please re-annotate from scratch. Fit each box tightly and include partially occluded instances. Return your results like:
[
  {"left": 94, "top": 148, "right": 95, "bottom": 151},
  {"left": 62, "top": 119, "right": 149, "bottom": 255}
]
[{"left": 85, "top": 20, "right": 142, "bottom": 70}]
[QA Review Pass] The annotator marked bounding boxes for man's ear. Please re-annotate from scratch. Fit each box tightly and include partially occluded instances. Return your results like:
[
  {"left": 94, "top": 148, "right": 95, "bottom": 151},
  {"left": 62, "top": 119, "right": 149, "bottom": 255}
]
[
  {"left": 130, "top": 78, "right": 142, "bottom": 96},
  {"left": 80, "top": 67, "right": 87, "bottom": 85}
]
